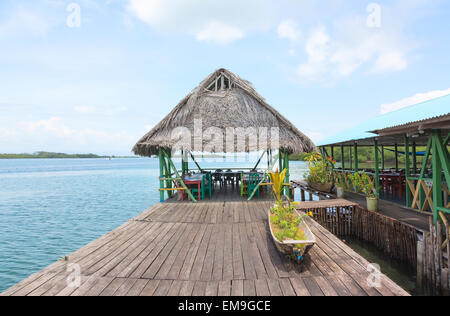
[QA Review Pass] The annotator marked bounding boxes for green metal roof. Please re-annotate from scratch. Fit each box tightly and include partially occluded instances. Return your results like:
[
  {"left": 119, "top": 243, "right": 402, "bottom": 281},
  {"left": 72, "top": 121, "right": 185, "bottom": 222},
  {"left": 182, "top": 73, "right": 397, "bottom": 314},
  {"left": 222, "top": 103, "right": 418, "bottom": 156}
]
[{"left": 317, "top": 93, "right": 450, "bottom": 146}]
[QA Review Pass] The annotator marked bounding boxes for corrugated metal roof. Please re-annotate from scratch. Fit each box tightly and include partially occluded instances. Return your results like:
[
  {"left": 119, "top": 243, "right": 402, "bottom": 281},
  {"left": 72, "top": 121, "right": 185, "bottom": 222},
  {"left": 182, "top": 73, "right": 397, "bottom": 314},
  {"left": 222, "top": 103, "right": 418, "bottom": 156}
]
[{"left": 317, "top": 93, "right": 450, "bottom": 146}]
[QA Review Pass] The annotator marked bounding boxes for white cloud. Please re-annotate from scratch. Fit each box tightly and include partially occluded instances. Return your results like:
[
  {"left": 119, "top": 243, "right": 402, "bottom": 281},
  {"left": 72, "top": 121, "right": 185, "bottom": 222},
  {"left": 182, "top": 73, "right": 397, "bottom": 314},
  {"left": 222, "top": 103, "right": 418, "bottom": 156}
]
[
  {"left": 296, "top": 26, "right": 330, "bottom": 81},
  {"left": 277, "top": 20, "right": 301, "bottom": 42},
  {"left": 127, "top": 0, "right": 276, "bottom": 44},
  {"left": 0, "top": 7, "right": 51, "bottom": 38},
  {"left": 380, "top": 88, "right": 450, "bottom": 114},
  {"left": 74, "top": 106, "right": 96, "bottom": 114},
  {"left": 195, "top": 21, "right": 244, "bottom": 45},
  {"left": 0, "top": 117, "right": 138, "bottom": 155},
  {"left": 296, "top": 16, "right": 411, "bottom": 82},
  {"left": 373, "top": 51, "right": 408, "bottom": 73}
]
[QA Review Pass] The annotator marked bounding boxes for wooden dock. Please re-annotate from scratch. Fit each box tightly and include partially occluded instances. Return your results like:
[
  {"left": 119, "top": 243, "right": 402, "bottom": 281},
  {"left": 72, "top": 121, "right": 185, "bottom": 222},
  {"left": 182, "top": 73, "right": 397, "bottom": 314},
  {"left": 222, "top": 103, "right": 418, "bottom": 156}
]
[{"left": 1, "top": 192, "right": 409, "bottom": 296}]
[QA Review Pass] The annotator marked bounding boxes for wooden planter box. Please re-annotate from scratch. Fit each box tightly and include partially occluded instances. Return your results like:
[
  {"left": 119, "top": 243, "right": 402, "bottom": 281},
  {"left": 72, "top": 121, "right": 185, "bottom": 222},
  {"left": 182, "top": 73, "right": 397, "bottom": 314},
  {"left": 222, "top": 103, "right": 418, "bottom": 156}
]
[{"left": 268, "top": 210, "right": 316, "bottom": 263}]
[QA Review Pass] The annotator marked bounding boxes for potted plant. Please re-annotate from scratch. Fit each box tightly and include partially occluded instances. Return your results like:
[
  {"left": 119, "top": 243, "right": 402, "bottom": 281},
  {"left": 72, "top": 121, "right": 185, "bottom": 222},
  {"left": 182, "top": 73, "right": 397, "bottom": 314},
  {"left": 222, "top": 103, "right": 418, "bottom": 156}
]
[
  {"left": 304, "top": 153, "right": 336, "bottom": 193},
  {"left": 348, "top": 172, "right": 379, "bottom": 211},
  {"left": 333, "top": 171, "right": 346, "bottom": 198},
  {"left": 268, "top": 169, "right": 316, "bottom": 264}
]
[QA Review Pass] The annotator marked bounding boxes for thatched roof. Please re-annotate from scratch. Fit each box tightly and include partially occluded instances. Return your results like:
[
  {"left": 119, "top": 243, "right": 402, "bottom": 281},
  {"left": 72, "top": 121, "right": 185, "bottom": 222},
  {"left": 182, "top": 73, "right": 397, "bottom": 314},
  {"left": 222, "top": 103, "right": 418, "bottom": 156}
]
[{"left": 133, "top": 69, "right": 315, "bottom": 156}]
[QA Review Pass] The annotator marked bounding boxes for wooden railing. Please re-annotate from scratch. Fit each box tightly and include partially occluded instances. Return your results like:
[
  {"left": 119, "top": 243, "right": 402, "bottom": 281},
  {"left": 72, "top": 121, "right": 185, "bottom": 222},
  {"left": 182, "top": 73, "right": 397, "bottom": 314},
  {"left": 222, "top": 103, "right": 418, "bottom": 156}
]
[{"left": 406, "top": 177, "right": 449, "bottom": 213}]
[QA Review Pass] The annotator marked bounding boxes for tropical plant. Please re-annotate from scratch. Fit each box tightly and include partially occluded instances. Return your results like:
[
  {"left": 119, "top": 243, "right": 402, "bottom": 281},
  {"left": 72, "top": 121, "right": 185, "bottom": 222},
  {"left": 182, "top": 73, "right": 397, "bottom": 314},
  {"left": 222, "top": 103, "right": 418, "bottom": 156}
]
[
  {"left": 305, "top": 153, "right": 336, "bottom": 185},
  {"left": 269, "top": 199, "right": 312, "bottom": 243},
  {"left": 268, "top": 169, "right": 287, "bottom": 202},
  {"left": 348, "top": 172, "right": 377, "bottom": 198},
  {"left": 333, "top": 171, "right": 346, "bottom": 189}
]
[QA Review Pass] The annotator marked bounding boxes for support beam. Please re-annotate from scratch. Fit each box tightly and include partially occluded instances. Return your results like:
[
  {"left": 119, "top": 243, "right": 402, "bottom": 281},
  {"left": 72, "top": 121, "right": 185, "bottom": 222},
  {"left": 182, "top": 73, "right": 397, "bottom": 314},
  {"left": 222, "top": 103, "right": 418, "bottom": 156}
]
[
  {"left": 374, "top": 140, "right": 380, "bottom": 198},
  {"left": 349, "top": 146, "right": 353, "bottom": 171},
  {"left": 432, "top": 131, "right": 443, "bottom": 224},
  {"left": 189, "top": 151, "right": 203, "bottom": 172},
  {"left": 161, "top": 149, "right": 197, "bottom": 202},
  {"left": 412, "top": 142, "right": 417, "bottom": 175},
  {"left": 395, "top": 143, "right": 399, "bottom": 172},
  {"left": 248, "top": 154, "right": 280, "bottom": 201},
  {"left": 158, "top": 149, "right": 165, "bottom": 202},
  {"left": 341, "top": 145, "right": 345, "bottom": 171},
  {"left": 284, "top": 151, "right": 290, "bottom": 196},
  {"left": 405, "top": 135, "right": 411, "bottom": 208},
  {"left": 253, "top": 151, "right": 266, "bottom": 170},
  {"left": 354, "top": 143, "right": 359, "bottom": 172},
  {"left": 381, "top": 145, "right": 385, "bottom": 171}
]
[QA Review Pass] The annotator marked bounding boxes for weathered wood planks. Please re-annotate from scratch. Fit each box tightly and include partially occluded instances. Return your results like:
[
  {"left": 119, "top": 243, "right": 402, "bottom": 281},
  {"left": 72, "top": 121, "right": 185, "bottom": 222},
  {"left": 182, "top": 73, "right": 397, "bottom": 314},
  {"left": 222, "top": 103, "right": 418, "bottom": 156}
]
[{"left": 1, "top": 193, "right": 409, "bottom": 296}]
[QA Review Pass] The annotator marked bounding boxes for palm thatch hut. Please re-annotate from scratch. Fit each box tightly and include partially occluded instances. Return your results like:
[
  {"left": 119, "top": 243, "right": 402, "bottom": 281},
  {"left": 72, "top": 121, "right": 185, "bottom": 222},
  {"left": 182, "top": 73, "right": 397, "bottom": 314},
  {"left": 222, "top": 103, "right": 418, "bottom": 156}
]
[{"left": 133, "top": 68, "right": 315, "bottom": 202}]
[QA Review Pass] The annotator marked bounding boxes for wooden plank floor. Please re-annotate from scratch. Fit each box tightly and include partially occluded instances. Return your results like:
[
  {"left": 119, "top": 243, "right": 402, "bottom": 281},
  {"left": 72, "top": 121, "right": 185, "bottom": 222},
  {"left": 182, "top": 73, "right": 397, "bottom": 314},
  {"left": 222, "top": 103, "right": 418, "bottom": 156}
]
[{"left": 1, "top": 188, "right": 409, "bottom": 296}]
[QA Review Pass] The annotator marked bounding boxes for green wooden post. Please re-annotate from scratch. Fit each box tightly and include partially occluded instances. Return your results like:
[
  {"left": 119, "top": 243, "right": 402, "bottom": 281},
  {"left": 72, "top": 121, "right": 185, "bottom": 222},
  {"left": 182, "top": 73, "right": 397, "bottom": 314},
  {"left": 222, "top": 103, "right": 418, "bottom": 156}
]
[
  {"left": 395, "top": 144, "right": 399, "bottom": 172},
  {"left": 162, "top": 149, "right": 197, "bottom": 202},
  {"left": 405, "top": 135, "right": 411, "bottom": 208},
  {"left": 419, "top": 137, "right": 432, "bottom": 211},
  {"left": 374, "top": 140, "right": 380, "bottom": 198},
  {"left": 349, "top": 146, "right": 353, "bottom": 171},
  {"left": 158, "top": 148, "right": 165, "bottom": 202},
  {"left": 381, "top": 145, "right": 385, "bottom": 171},
  {"left": 412, "top": 142, "right": 417, "bottom": 175},
  {"left": 167, "top": 150, "right": 173, "bottom": 198},
  {"left": 284, "top": 151, "right": 290, "bottom": 196},
  {"left": 341, "top": 145, "right": 345, "bottom": 171},
  {"left": 354, "top": 143, "right": 358, "bottom": 172},
  {"left": 432, "top": 131, "right": 442, "bottom": 224},
  {"left": 279, "top": 149, "right": 283, "bottom": 173}
]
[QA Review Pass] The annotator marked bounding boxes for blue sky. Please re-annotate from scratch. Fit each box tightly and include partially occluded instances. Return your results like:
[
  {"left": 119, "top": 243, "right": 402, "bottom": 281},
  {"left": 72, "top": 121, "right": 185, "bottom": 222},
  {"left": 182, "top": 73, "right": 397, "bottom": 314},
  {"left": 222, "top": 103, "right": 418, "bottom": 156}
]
[{"left": 0, "top": 0, "right": 449, "bottom": 155}]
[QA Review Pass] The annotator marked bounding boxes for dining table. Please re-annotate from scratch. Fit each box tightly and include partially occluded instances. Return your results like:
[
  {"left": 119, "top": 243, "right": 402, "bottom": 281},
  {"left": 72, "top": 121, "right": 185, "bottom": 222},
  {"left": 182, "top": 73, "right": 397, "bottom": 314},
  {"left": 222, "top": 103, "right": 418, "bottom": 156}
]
[{"left": 183, "top": 174, "right": 205, "bottom": 200}]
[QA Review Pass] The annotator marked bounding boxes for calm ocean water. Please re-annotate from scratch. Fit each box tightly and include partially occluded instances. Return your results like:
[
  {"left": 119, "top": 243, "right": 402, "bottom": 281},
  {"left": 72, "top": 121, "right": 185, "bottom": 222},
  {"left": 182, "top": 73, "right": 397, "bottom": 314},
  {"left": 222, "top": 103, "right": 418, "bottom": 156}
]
[{"left": 0, "top": 158, "right": 308, "bottom": 292}]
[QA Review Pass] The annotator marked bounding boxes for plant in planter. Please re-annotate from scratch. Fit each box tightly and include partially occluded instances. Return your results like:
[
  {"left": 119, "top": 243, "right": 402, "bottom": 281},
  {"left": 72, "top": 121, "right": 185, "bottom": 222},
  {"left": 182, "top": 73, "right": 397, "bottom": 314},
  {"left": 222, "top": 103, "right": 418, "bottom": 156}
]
[
  {"left": 333, "top": 171, "right": 346, "bottom": 198},
  {"left": 304, "top": 153, "right": 336, "bottom": 193},
  {"left": 348, "top": 172, "right": 379, "bottom": 211},
  {"left": 268, "top": 169, "right": 316, "bottom": 263}
]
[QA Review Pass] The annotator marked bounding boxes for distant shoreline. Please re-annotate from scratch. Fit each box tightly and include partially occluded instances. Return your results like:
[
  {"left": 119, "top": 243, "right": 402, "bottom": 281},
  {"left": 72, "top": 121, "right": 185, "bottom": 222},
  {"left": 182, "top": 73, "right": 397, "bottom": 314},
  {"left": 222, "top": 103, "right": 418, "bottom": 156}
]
[{"left": 0, "top": 152, "right": 137, "bottom": 159}]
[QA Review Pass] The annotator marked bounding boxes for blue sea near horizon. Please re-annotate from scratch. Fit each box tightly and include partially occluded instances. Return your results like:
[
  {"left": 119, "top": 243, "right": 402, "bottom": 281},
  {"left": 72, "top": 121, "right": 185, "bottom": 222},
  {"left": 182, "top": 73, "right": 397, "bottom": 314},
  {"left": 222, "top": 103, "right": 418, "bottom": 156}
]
[{"left": 0, "top": 158, "right": 308, "bottom": 292}]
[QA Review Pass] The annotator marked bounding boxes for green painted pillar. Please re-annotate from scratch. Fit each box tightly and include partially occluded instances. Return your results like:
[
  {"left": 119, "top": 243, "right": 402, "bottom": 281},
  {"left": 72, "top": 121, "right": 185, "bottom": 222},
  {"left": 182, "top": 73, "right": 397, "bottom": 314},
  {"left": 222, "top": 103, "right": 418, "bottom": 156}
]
[
  {"left": 158, "top": 148, "right": 165, "bottom": 202},
  {"left": 374, "top": 140, "right": 380, "bottom": 198},
  {"left": 412, "top": 142, "right": 417, "bottom": 175},
  {"left": 405, "top": 135, "right": 411, "bottom": 207},
  {"left": 381, "top": 145, "right": 385, "bottom": 171},
  {"left": 284, "top": 151, "right": 290, "bottom": 196},
  {"left": 341, "top": 145, "right": 345, "bottom": 171},
  {"left": 349, "top": 146, "right": 353, "bottom": 171},
  {"left": 395, "top": 144, "right": 399, "bottom": 172},
  {"left": 432, "top": 131, "right": 443, "bottom": 224},
  {"left": 167, "top": 150, "right": 173, "bottom": 198},
  {"left": 354, "top": 143, "right": 359, "bottom": 172},
  {"left": 279, "top": 149, "right": 283, "bottom": 173}
]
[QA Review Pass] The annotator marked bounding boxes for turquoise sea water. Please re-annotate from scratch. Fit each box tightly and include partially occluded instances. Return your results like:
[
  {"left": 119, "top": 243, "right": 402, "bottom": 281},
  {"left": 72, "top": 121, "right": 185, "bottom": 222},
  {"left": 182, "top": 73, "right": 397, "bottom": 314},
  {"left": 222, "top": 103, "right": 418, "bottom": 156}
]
[{"left": 0, "top": 158, "right": 308, "bottom": 292}]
